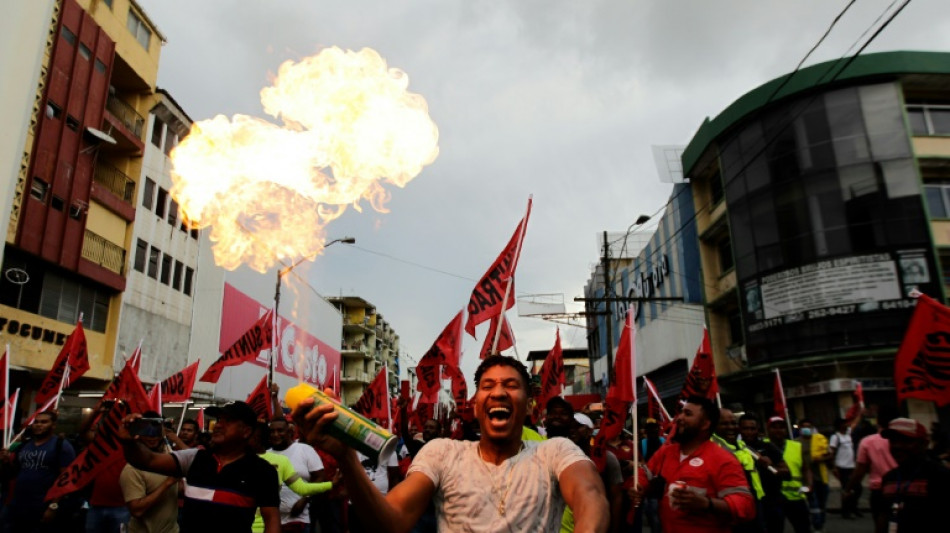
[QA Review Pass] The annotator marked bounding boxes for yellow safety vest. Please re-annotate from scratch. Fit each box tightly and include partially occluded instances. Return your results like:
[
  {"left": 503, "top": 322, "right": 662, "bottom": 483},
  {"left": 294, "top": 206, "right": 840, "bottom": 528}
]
[
  {"left": 713, "top": 435, "right": 764, "bottom": 500},
  {"left": 777, "top": 439, "right": 806, "bottom": 501}
]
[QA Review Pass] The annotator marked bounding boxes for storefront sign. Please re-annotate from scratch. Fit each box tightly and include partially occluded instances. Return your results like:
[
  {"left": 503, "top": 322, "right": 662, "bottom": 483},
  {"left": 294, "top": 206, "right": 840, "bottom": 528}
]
[{"left": 0, "top": 316, "right": 69, "bottom": 346}]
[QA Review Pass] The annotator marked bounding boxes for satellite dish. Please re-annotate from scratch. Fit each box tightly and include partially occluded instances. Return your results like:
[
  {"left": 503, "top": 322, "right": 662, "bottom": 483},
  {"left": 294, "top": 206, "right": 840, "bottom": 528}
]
[{"left": 85, "top": 127, "right": 117, "bottom": 145}]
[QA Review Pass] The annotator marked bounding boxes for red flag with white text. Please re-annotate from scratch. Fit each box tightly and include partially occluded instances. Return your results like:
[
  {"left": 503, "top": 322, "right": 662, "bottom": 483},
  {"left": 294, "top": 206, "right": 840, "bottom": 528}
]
[
  {"left": 158, "top": 361, "right": 200, "bottom": 403},
  {"left": 355, "top": 367, "right": 390, "bottom": 421},
  {"left": 608, "top": 309, "right": 635, "bottom": 402},
  {"left": 479, "top": 313, "right": 515, "bottom": 359},
  {"left": 895, "top": 295, "right": 950, "bottom": 406},
  {"left": 677, "top": 328, "right": 718, "bottom": 405},
  {"left": 35, "top": 320, "right": 90, "bottom": 406},
  {"left": 465, "top": 199, "right": 532, "bottom": 337},
  {"left": 245, "top": 375, "right": 272, "bottom": 422},
  {"left": 201, "top": 309, "right": 274, "bottom": 383},
  {"left": 538, "top": 329, "right": 565, "bottom": 410}
]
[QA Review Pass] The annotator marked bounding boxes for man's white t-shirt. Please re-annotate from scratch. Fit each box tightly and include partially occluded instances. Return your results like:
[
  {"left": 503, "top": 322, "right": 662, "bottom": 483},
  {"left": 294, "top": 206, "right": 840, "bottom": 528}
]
[
  {"left": 408, "top": 437, "right": 590, "bottom": 532},
  {"left": 830, "top": 429, "right": 856, "bottom": 469},
  {"left": 357, "top": 451, "right": 399, "bottom": 495},
  {"left": 269, "top": 442, "right": 324, "bottom": 525}
]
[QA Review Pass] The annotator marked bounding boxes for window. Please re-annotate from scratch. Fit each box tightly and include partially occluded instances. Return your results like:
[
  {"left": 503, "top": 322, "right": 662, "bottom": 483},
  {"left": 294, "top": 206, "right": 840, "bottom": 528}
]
[
  {"left": 155, "top": 187, "right": 168, "bottom": 219},
  {"left": 142, "top": 178, "right": 155, "bottom": 210},
  {"left": 78, "top": 43, "right": 91, "bottom": 61},
  {"left": 151, "top": 117, "right": 164, "bottom": 148},
  {"left": 710, "top": 171, "right": 724, "bottom": 205},
  {"left": 30, "top": 178, "right": 49, "bottom": 202},
  {"left": 66, "top": 115, "right": 80, "bottom": 131},
  {"left": 133, "top": 239, "right": 147, "bottom": 272},
  {"left": 925, "top": 184, "right": 950, "bottom": 219},
  {"left": 102, "top": 0, "right": 113, "bottom": 8},
  {"left": 147, "top": 246, "right": 160, "bottom": 279},
  {"left": 126, "top": 9, "right": 151, "bottom": 50},
  {"left": 173, "top": 260, "right": 183, "bottom": 290},
  {"left": 183, "top": 267, "right": 194, "bottom": 296},
  {"left": 51, "top": 196, "right": 65, "bottom": 211},
  {"left": 717, "top": 239, "right": 734, "bottom": 273},
  {"left": 38, "top": 271, "right": 110, "bottom": 332},
  {"left": 167, "top": 199, "right": 178, "bottom": 226},
  {"left": 906, "top": 105, "right": 950, "bottom": 136},
  {"left": 94, "top": 58, "right": 107, "bottom": 74},
  {"left": 190, "top": 228, "right": 199, "bottom": 240},
  {"left": 160, "top": 254, "right": 172, "bottom": 285},
  {"left": 727, "top": 310, "right": 743, "bottom": 346},
  {"left": 61, "top": 26, "right": 76, "bottom": 46},
  {"left": 164, "top": 128, "right": 177, "bottom": 156}
]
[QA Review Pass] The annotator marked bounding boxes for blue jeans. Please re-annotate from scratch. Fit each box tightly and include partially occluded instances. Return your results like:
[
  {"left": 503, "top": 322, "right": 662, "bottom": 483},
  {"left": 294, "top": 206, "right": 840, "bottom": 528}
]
[
  {"left": 85, "top": 505, "right": 129, "bottom": 533},
  {"left": 808, "top": 481, "right": 828, "bottom": 530}
]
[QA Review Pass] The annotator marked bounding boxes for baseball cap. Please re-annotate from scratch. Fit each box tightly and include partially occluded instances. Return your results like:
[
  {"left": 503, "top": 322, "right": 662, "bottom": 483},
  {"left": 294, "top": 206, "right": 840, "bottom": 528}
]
[
  {"left": 546, "top": 396, "right": 574, "bottom": 414},
  {"left": 205, "top": 401, "right": 259, "bottom": 426},
  {"left": 574, "top": 413, "right": 594, "bottom": 429},
  {"left": 882, "top": 418, "right": 928, "bottom": 440},
  {"left": 645, "top": 418, "right": 659, "bottom": 425},
  {"left": 768, "top": 416, "right": 785, "bottom": 425}
]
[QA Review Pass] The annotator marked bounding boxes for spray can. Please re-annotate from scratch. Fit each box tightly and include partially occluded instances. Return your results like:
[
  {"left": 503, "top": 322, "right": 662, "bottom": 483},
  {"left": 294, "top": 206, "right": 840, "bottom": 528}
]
[{"left": 284, "top": 383, "right": 397, "bottom": 462}]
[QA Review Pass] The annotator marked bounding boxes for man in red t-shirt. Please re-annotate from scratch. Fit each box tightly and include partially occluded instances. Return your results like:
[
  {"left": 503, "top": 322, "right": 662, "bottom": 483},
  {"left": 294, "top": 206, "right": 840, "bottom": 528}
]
[{"left": 634, "top": 396, "right": 756, "bottom": 533}]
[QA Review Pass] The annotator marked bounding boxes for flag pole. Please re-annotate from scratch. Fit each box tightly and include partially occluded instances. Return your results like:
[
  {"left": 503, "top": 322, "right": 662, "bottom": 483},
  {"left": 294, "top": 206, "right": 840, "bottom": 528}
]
[
  {"left": 54, "top": 364, "right": 70, "bottom": 411},
  {"left": 716, "top": 392, "right": 723, "bottom": 409},
  {"left": 176, "top": 400, "right": 189, "bottom": 433},
  {"left": 774, "top": 368, "right": 793, "bottom": 436},
  {"left": 628, "top": 306, "right": 638, "bottom": 492},
  {"left": 491, "top": 197, "right": 532, "bottom": 353},
  {"left": 385, "top": 364, "right": 393, "bottom": 432},
  {"left": 4, "top": 344, "right": 9, "bottom": 448}
]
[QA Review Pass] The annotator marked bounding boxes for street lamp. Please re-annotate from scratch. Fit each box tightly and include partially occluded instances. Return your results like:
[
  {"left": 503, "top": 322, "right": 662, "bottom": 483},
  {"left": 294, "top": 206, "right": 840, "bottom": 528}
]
[
  {"left": 600, "top": 214, "right": 651, "bottom": 390},
  {"left": 271, "top": 236, "right": 355, "bottom": 385}
]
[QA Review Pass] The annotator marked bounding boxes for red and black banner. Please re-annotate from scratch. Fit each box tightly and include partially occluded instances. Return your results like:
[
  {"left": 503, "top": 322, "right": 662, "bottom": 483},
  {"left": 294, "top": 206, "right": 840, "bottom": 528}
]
[
  {"left": 677, "top": 328, "right": 718, "bottom": 406},
  {"left": 479, "top": 313, "right": 514, "bottom": 359},
  {"left": 538, "top": 329, "right": 564, "bottom": 410},
  {"left": 201, "top": 309, "right": 274, "bottom": 383},
  {"left": 245, "top": 375, "right": 273, "bottom": 422},
  {"left": 895, "top": 295, "right": 950, "bottom": 406},
  {"left": 354, "top": 368, "right": 390, "bottom": 422},
  {"left": 158, "top": 361, "right": 200, "bottom": 403}
]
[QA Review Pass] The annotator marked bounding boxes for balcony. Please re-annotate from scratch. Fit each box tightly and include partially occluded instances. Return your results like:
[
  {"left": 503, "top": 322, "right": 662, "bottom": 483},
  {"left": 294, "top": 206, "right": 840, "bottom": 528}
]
[
  {"left": 81, "top": 230, "right": 125, "bottom": 275},
  {"left": 106, "top": 94, "right": 145, "bottom": 138},
  {"left": 341, "top": 371, "right": 370, "bottom": 384},
  {"left": 341, "top": 343, "right": 372, "bottom": 359},
  {"left": 93, "top": 163, "right": 136, "bottom": 203}
]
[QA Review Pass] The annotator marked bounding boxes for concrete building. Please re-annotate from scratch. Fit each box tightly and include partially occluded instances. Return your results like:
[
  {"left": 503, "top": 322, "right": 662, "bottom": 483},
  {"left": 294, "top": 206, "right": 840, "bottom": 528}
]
[
  {"left": 683, "top": 51, "right": 950, "bottom": 428},
  {"left": 584, "top": 183, "right": 704, "bottom": 404},
  {"left": 0, "top": 0, "right": 164, "bottom": 416},
  {"left": 526, "top": 347, "right": 591, "bottom": 396},
  {"left": 113, "top": 89, "right": 198, "bottom": 386},
  {"left": 327, "top": 296, "right": 400, "bottom": 405}
]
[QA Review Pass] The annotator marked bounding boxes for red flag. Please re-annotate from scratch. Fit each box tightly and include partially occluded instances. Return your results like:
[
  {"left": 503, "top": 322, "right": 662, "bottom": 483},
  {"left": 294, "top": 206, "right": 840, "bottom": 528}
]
[
  {"left": 479, "top": 314, "right": 515, "bottom": 359},
  {"left": 200, "top": 309, "right": 275, "bottom": 383},
  {"left": 855, "top": 380, "right": 865, "bottom": 407},
  {"left": 608, "top": 309, "right": 635, "bottom": 402},
  {"left": 35, "top": 320, "right": 90, "bottom": 406},
  {"left": 355, "top": 368, "right": 390, "bottom": 421},
  {"left": 773, "top": 370, "right": 787, "bottom": 418},
  {"left": 197, "top": 408, "right": 205, "bottom": 431},
  {"left": 643, "top": 376, "right": 671, "bottom": 430},
  {"left": 677, "top": 328, "right": 718, "bottom": 405},
  {"left": 895, "top": 295, "right": 950, "bottom": 406},
  {"left": 844, "top": 381, "right": 865, "bottom": 422},
  {"left": 465, "top": 198, "right": 532, "bottom": 337},
  {"left": 2, "top": 389, "right": 19, "bottom": 442},
  {"left": 538, "top": 329, "right": 564, "bottom": 409},
  {"left": 442, "top": 365, "right": 468, "bottom": 407},
  {"left": 591, "top": 396, "right": 629, "bottom": 471},
  {"left": 245, "top": 375, "right": 272, "bottom": 422},
  {"left": 157, "top": 361, "right": 200, "bottom": 403},
  {"left": 0, "top": 347, "right": 8, "bottom": 406},
  {"left": 100, "top": 358, "right": 152, "bottom": 414},
  {"left": 147, "top": 383, "right": 162, "bottom": 415},
  {"left": 127, "top": 342, "right": 142, "bottom": 376},
  {"left": 416, "top": 312, "right": 464, "bottom": 401},
  {"left": 22, "top": 395, "right": 58, "bottom": 429}
]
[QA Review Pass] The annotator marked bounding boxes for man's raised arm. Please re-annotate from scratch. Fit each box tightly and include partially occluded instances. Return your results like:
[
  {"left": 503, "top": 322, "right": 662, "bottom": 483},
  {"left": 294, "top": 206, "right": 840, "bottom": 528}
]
[{"left": 559, "top": 460, "right": 609, "bottom": 533}]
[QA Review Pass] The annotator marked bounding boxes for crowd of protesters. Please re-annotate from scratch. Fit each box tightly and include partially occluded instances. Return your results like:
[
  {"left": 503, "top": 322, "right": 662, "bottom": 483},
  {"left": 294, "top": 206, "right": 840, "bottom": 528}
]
[{"left": 0, "top": 355, "right": 947, "bottom": 532}]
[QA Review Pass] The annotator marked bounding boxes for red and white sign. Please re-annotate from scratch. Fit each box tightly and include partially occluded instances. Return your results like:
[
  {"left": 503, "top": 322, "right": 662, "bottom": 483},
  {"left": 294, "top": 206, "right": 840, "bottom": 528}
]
[{"left": 219, "top": 284, "right": 340, "bottom": 390}]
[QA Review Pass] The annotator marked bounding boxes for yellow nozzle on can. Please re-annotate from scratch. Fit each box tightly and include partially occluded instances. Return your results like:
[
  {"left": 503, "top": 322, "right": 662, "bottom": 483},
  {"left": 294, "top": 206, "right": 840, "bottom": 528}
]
[{"left": 285, "top": 382, "right": 320, "bottom": 411}]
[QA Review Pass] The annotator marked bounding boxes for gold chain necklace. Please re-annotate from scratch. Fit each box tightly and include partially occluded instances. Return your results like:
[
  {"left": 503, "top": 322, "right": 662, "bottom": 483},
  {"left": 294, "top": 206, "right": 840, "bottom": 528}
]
[{"left": 477, "top": 442, "right": 524, "bottom": 517}]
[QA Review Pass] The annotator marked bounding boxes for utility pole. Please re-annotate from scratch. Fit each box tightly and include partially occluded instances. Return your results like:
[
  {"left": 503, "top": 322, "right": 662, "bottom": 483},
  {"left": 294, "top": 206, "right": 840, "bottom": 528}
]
[{"left": 601, "top": 230, "right": 613, "bottom": 389}]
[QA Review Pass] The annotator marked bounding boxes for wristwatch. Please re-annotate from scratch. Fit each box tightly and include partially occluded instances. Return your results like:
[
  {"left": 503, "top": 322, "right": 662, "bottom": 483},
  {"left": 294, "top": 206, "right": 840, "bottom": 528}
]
[{"left": 47, "top": 503, "right": 59, "bottom": 511}]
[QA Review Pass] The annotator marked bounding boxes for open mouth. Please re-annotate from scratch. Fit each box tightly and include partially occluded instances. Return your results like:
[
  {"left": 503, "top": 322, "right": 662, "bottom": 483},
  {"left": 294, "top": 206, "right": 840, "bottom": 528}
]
[{"left": 487, "top": 406, "right": 512, "bottom": 422}]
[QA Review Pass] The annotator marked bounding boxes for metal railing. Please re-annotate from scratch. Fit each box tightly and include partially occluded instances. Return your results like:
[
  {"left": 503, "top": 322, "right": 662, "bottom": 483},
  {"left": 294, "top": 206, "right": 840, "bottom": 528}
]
[
  {"left": 106, "top": 94, "right": 145, "bottom": 138},
  {"left": 93, "top": 163, "right": 136, "bottom": 203},
  {"left": 81, "top": 230, "right": 125, "bottom": 275}
]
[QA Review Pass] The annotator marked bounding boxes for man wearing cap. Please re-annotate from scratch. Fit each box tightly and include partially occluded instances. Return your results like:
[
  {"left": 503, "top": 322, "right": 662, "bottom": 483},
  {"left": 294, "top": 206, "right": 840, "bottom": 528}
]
[
  {"left": 634, "top": 396, "right": 756, "bottom": 533},
  {"left": 120, "top": 401, "right": 281, "bottom": 533},
  {"left": 765, "top": 417, "right": 810, "bottom": 533},
  {"left": 543, "top": 396, "right": 575, "bottom": 439},
  {"left": 563, "top": 411, "right": 624, "bottom": 533},
  {"left": 294, "top": 354, "right": 609, "bottom": 532},
  {"left": 738, "top": 414, "right": 787, "bottom": 533},
  {"left": 877, "top": 418, "right": 950, "bottom": 532}
]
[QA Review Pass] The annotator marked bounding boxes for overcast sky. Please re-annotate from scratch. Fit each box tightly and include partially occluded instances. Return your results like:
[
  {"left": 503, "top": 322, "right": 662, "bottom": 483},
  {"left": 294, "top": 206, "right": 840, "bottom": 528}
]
[{"left": 139, "top": 0, "right": 950, "bottom": 380}]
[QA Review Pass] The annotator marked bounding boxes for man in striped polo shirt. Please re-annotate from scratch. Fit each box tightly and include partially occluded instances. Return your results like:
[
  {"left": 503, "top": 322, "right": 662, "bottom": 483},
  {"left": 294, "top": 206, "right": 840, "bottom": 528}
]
[{"left": 121, "top": 401, "right": 280, "bottom": 533}]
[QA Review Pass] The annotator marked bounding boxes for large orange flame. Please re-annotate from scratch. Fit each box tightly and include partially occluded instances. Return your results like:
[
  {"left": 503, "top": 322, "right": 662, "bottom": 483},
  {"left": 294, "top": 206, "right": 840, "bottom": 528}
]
[{"left": 169, "top": 47, "right": 439, "bottom": 272}]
